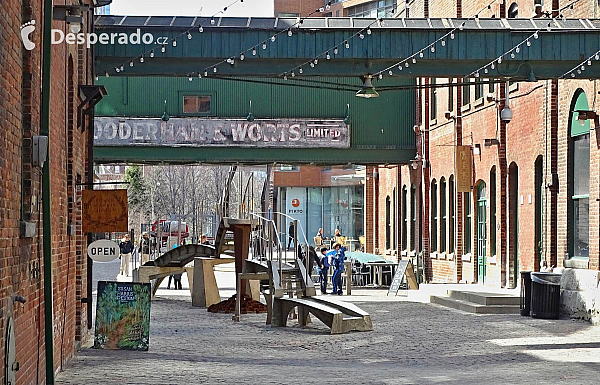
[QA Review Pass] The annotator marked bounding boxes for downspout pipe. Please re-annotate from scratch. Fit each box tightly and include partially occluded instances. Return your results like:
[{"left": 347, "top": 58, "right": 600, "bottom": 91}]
[{"left": 41, "top": 0, "right": 55, "bottom": 383}]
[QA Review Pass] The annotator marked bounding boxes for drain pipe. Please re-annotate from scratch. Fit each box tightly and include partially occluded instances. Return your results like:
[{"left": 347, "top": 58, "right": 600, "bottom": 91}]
[{"left": 41, "top": 0, "right": 55, "bottom": 383}]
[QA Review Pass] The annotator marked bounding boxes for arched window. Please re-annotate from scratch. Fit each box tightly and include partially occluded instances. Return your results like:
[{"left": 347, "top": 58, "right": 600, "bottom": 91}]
[
  {"left": 386, "top": 196, "right": 392, "bottom": 250},
  {"left": 464, "top": 191, "right": 472, "bottom": 254},
  {"left": 508, "top": 3, "right": 518, "bottom": 18},
  {"left": 449, "top": 176, "right": 455, "bottom": 253},
  {"left": 402, "top": 186, "right": 408, "bottom": 250},
  {"left": 431, "top": 180, "right": 438, "bottom": 252},
  {"left": 410, "top": 184, "right": 416, "bottom": 251},
  {"left": 569, "top": 90, "right": 590, "bottom": 259},
  {"left": 440, "top": 178, "right": 447, "bottom": 252}
]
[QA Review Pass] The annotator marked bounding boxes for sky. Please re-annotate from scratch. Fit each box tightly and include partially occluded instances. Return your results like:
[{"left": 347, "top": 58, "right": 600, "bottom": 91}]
[{"left": 109, "top": 0, "right": 274, "bottom": 17}]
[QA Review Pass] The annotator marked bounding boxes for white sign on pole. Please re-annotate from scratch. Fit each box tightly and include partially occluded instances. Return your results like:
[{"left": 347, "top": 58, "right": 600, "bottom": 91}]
[
  {"left": 285, "top": 187, "right": 307, "bottom": 243},
  {"left": 87, "top": 240, "right": 120, "bottom": 262}
]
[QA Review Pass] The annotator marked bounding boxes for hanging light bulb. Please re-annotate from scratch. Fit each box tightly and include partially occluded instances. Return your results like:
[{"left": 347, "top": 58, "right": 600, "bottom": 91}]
[
  {"left": 515, "top": 46, "right": 520, "bottom": 54},
  {"left": 319, "top": 7, "right": 324, "bottom": 12},
  {"left": 571, "top": 73, "right": 576, "bottom": 78},
  {"left": 359, "top": 33, "right": 365, "bottom": 39},
  {"left": 262, "top": 42, "right": 267, "bottom": 50},
  {"left": 431, "top": 46, "right": 435, "bottom": 53},
  {"left": 334, "top": 47, "right": 338, "bottom": 55},
  {"left": 271, "top": 35, "right": 276, "bottom": 42},
  {"left": 378, "top": 73, "right": 383, "bottom": 79},
  {"left": 129, "top": 61, "right": 134, "bottom": 67},
  {"left": 95, "top": 75, "right": 99, "bottom": 81},
  {"left": 187, "top": 32, "right": 192, "bottom": 40},
  {"left": 284, "top": 73, "right": 288, "bottom": 80},
  {"left": 596, "top": 53, "right": 600, "bottom": 61},
  {"left": 161, "top": 45, "right": 166, "bottom": 53},
  {"left": 441, "top": 39, "right": 446, "bottom": 46},
  {"left": 230, "top": 58, "right": 235, "bottom": 65},
  {"left": 291, "top": 70, "right": 295, "bottom": 77},
  {"left": 459, "top": 23, "right": 465, "bottom": 31},
  {"left": 526, "top": 40, "right": 531, "bottom": 47},
  {"left": 587, "top": 60, "right": 592, "bottom": 66},
  {"left": 326, "top": 3, "right": 331, "bottom": 10},
  {"left": 120, "top": 64, "right": 124, "bottom": 71},
  {"left": 345, "top": 41, "right": 350, "bottom": 49},
  {"left": 498, "top": 57, "right": 502, "bottom": 64},
  {"left": 310, "top": 62, "right": 315, "bottom": 68},
  {"left": 510, "top": 52, "right": 515, "bottom": 59},
  {"left": 581, "top": 65, "right": 585, "bottom": 71},
  {"left": 188, "top": 76, "right": 193, "bottom": 82},
  {"left": 210, "top": 17, "right": 215, "bottom": 25},
  {"left": 419, "top": 51, "right": 424, "bottom": 58},
  {"left": 546, "top": 23, "right": 551, "bottom": 32},
  {"left": 534, "top": 31, "right": 539, "bottom": 39},
  {"left": 288, "top": 29, "right": 293, "bottom": 37},
  {"left": 450, "top": 32, "right": 455, "bottom": 39},
  {"left": 405, "top": 62, "right": 409, "bottom": 67},
  {"left": 314, "top": 59, "right": 318, "bottom": 65},
  {"left": 204, "top": 70, "right": 208, "bottom": 77},
  {"left": 140, "top": 56, "right": 144, "bottom": 63},
  {"left": 484, "top": 68, "right": 489, "bottom": 74},
  {"left": 299, "top": 67, "right": 303, "bottom": 74},
  {"left": 367, "top": 28, "right": 372, "bottom": 35},
  {"left": 213, "top": 66, "right": 217, "bottom": 73},
  {"left": 577, "top": 69, "right": 582, "bottom": 74},
  {"left": 115, "top": 67, "right": 120, "bottom": 73},
  {"left": 172, "top": 40, "right": 177, "bottom": 47},
  {"left": 326, "top": 52, "right": 331, "bottom": 60},
  {"left": 198, "top": 73, "right": 202, "bottom": 79},
  {"left": 389, "top": 69, "right": 393, "bottom": 75},
  {"left": 240, "top": 53, "right": 245, "bottom": 61},
  {"left": 491, "top": 63, "right": 495, "bottom": 70},
  {"left": 475, "top": 72, "right": 480, "bottom": 78},
  {"left": 252, "top": 47, "right": 257, "bottom": 56},
  {"left": 199, "top": 25, "right": 204, "bottom": 33},
  {"left": 412, "top": 57, "right": 417, "bottom": 64},
  {"left": 105, "top": 72, "right": 109, "bottom": 78}
]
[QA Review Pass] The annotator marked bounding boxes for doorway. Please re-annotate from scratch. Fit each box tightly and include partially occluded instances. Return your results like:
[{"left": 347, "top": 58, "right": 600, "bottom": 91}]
[
  {"left": 534, "top": 157, "right": 543, "bottom": 270},
  {"left": 509, "top": 163, "right": 519, "bottom": 288},
  {"left": 477, "top": 183, "right": 487, "bottom": 284}
]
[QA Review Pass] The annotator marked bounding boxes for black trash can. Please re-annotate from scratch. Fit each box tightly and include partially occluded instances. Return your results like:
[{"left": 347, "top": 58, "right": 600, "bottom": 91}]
[
  {"left": 530, "top": 272, "right": 562, "bottom": 319},
  {"left": 520, "top": 271, "right": 532, "bottom": 316}
]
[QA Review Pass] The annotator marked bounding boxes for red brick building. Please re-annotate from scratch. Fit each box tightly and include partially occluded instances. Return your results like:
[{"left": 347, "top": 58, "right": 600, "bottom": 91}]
[
  {"left": 365, "top": 0, "right": 600, "bottom": 297},
  {"left": 274, "top": 0, "right": 329, "bottom": 17},
  {"left": 0, "top": 1, "right": 103, "bottom": 383}
]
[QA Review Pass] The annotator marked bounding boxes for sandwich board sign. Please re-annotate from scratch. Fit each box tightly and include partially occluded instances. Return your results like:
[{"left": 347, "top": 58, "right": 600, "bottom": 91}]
[
  {"left": 94, "top": 281, "right": 151, "bottom": 351},
  {"left": 388, "top": 260, "right": 419, "bottom": 296}
]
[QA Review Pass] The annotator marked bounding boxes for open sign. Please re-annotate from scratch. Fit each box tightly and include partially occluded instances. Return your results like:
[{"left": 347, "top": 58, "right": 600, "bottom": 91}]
[{"left": 87, "top": 240, "right": 120, "bottom": 262}]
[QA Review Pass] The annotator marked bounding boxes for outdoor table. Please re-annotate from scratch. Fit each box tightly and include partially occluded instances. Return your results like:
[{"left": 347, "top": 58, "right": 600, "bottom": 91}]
[
  {"left": 345, "top": 239, "right": 360, "bottom": 252},
  {"left": 365, "top": 261, "right": 396, "bottom": 287}
]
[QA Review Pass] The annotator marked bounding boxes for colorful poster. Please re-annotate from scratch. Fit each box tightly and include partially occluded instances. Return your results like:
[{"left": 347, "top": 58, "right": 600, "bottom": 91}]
[
  {"left": 94, "top": 281, "right": 151, "bottom": 351},
  {"left": 82, "top": 189, "right": 128, "bottom": 233},
  {"left": 455, "top": 145, "right": 473, "bottom": 193}
]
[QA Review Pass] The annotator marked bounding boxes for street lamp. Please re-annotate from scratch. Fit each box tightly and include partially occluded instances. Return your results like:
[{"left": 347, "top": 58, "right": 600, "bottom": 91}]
[{"left": 356, "top": 76, "right": 379, "bottom": 99}]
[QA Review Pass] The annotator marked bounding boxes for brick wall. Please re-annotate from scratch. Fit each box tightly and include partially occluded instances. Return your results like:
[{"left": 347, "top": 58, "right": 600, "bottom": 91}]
[
  {"left": 0, "top": 1, "right": 93, "bottom": 383},
  {"left": 274, "top": 0, "right": 327, "bottom": 16}
]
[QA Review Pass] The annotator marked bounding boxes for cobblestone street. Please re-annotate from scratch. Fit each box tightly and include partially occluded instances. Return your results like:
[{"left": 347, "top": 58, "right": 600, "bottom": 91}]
[{"left": 56, "top": 278, "right": 600, "bottom": 385}]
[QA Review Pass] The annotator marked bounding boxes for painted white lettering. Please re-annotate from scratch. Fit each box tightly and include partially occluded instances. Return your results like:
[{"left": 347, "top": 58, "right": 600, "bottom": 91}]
[
  {"left": 288, "top": 124, "right": 301, "bottom": 141},
  {"left": 52, "top": 29, "right": 64, "bottom": 44},
  {"left": 232, "top": 123, "right": 248, "bottom": 141},
  {"left": 105, "top": 122, "right": 118, "bottom": 140},
  {"left": 118, "top": 33, "right": 128, "bottom": 45},
  {"left": 132, "top": 123, "right": 145, "bottom": 140},
  {"left": 130, "top": 29, "right": 141, "bottom": 44},
  {"left": 98, "top": 33, "right": 109, "bottom": 45},
  {"left": 118, "top": 122, "right": 132, "bottom": 139},
  {"left": 248, "top": 123, "right": 262, "bottom": 142}
]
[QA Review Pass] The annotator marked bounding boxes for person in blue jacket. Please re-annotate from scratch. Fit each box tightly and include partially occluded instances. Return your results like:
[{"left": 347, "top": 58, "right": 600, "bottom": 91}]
[
  {"left": 330, "top": 243, "right": 346, "bottom": 295},
  {"left": 319, "top": 247, "right": 330, "bottom": 294}
]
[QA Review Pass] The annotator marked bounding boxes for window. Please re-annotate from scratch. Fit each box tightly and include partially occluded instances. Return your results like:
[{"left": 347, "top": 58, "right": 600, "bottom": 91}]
[
  {"left": 276, "top": 164, "right": 300, "bottom": 171},
  {"left": 569, "top": 91, "right": 590, "bottom": 259},
  {"left": 462, "top": 78, "right": 470, "bottom": 107},
  {"left": 402, "top": 186, "right": 407, "bottom": 250},
  {"left": 410, "top": 185, "right": 416, "bottom": 251},
  {"left": 448, "top": 78, "right": 454, "bottom": 112},
  {"left": 508, "top": 3, "right": 518, "bottom": 18},
  {"left": 430, "top": 79, "right": 437, "bottom": 120},
  {"left": 490, "top": 167, "right": 497, "bottom": 256},
  {"left": 386, "top": 196, "right": 392, "bottom": 250},
  {"left": 440, "top": 178, "right": 446, "bottom": 252},
  {"left": 464, "top": 192, "right": 472, "bottom": 254},
  {"left": 449, "top": 176, "right": 454, "bottom": 253},
  {"left": 475, "top": 80, "right": 484, "bottom": 101},
  {"left": 182, "top": 95, "right": 211, "bottom": 114},
  {"left": 431, "top": 180, "right": 437, "bottom": 252},
  {"left": 347, "top": 0, "right": 397, "bottom": 18}
]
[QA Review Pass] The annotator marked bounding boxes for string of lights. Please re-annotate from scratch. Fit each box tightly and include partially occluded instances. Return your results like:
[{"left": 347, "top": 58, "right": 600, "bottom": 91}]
[
  {"left": 560, "top": 49, "right": 600, "bottom": 79},
  {"left": 278, "top": 5, "right": 405, "bottom": 79},
  {"left": 373, "top": 0, "right": 503, "bottom": 79},
  {"left": 467, "top": 0, "right": 582, "bottom": 79},
  {"left": 188, "top": 2, "right": 335, "bottom": 80},
  {"left": 98, "top": 0, "right": 245, "bottom": 79}
]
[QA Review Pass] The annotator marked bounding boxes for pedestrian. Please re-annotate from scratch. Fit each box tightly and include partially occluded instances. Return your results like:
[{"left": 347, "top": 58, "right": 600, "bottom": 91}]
[
  {"left": 287, "top": 221, "right": 295, "bottom": 250},
  {"left": 319, "top": 247, "right": 330, "bottom": 294},
  {"left": 201, "top": 234, "right": 211, "bottom": 245},
  {"left": 316, "top": 228, "right": 326, "bottom": 239},
  {"left": 331, "top": 243, "right": 346, "bottom": 295},
  {"left": 167, "top": 272, "right": 183, "bottom": 290},
  {"left": 139, "top": 232, "right": 151, "bottom": 265},
  {"left": 118, "top": 234, "right": 134, "bottom": 277}
]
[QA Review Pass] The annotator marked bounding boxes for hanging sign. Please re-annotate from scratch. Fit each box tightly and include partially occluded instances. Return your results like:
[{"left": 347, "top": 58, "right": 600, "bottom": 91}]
[
  {"left": 82, "top": 189, "right": 128, "bottom": 233},
  {"left": 87, "top": 240, "right": 120, "bottom": 262},
  {"left": 94, "top": 117, "right": 350, "bottom": 148},
  {"left": 94, "top": 281, "right": 151, "bottom": 351},
  {"left": 455, "top": 145, "right": 473, "bottom": 193}
]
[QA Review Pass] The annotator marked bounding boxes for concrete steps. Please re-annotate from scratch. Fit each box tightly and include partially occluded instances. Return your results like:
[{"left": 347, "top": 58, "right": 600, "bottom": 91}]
[{"left": 430, "top": 290, "right": 520, "bottom": 314}]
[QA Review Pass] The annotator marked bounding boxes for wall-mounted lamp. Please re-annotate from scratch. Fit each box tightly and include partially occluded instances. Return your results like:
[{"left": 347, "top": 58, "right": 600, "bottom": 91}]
[
  {"left": 444, "top": 110, "right": 455, "bottom": 120},
  {"left": 410, "top": 154, "right": 422, "bottom": 170},
  {"left": 575, "top": 110, "right": 598, "bottom": 128},
  {"left": 53, "top": 5, "right": 89, "bottom": 34},
  {"left": 247, "top": 100, "right": 254, "bottom": 122},
  {"left": 161, "top": 100, "right": 170, "bottom": 122}
]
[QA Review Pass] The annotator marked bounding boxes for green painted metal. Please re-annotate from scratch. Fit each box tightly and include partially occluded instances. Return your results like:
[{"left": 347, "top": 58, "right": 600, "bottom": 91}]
[
  {"left": 94, "top": 76, "right": 416, "bottom": 153},
  {"left": 42, "top": 0, "right": 55, "bottom": 383},
  {"left": 94, "top": 17, "right": 600, "bottom": 80},
  {"left": 93, "top": 146, "right": 415, "bottom": 165},
  {"left": 571, "top": 91, "right": 590, "bottom": 137}
]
